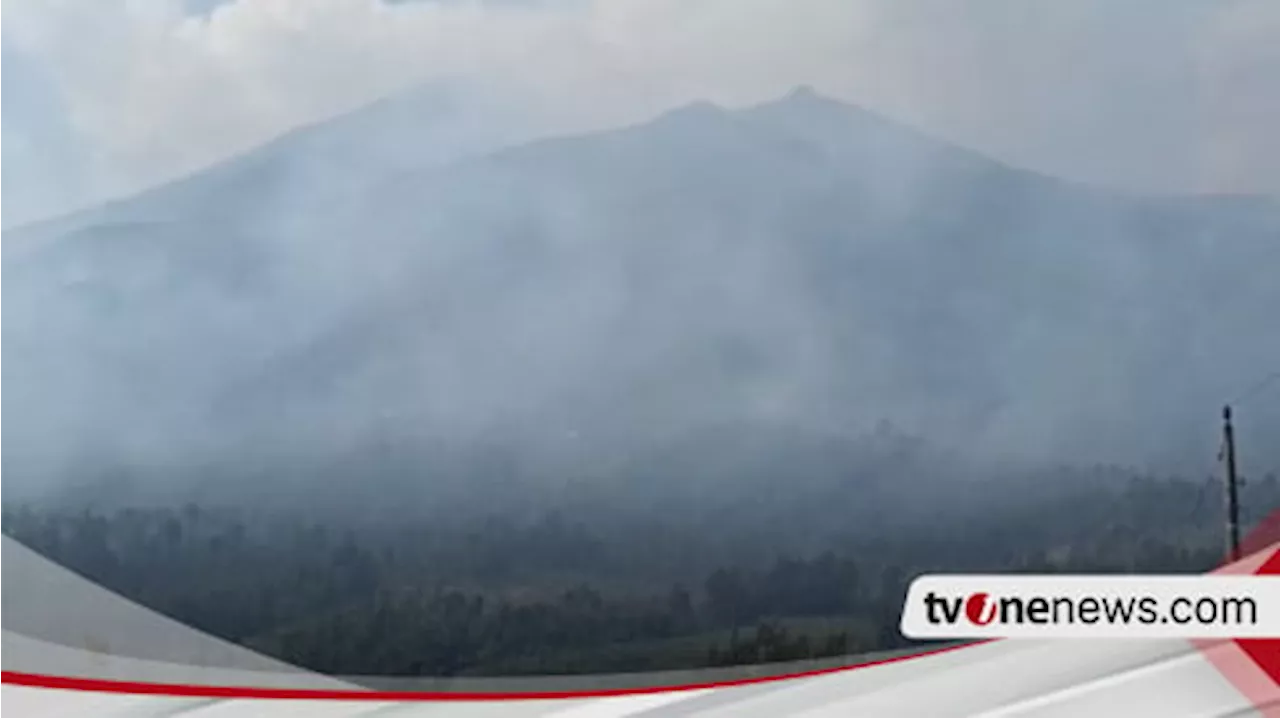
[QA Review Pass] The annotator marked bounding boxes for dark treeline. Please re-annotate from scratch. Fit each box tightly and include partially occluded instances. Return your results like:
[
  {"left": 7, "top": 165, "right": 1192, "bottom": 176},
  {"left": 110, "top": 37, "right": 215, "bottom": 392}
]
[{"left": 3, "top": 467, "right": 1277, "bottom": 677}]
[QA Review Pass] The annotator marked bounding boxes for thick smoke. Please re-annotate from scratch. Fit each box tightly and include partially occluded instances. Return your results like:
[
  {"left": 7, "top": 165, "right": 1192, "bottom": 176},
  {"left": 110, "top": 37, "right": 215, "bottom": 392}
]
[{"left": 2, "top": 2, "right": 1279, "bottom": 514}]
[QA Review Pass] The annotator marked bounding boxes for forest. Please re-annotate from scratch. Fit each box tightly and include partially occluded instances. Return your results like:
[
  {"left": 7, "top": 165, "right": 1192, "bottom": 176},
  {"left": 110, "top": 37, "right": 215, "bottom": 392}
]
[{"left": 5, "top": 461, "right": 1277, "bottom": 678}]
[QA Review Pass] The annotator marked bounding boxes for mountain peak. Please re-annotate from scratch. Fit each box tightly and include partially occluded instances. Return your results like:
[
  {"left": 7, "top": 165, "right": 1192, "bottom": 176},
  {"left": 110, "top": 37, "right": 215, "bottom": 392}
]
[
  {"left": 659, "top": 99, "right": 729, "bottom": 121},
  {"left": 740, "top": 85, "right": 971, "bottom": 166},
  {"left": 763, "top": 85, "right": 856, "bottom": 115},
  {"left": 639, "top": 100, "right": 738, "bottom": 139},
  {"left": 786, "top": 84, "right": 821, "bottom": 100}
]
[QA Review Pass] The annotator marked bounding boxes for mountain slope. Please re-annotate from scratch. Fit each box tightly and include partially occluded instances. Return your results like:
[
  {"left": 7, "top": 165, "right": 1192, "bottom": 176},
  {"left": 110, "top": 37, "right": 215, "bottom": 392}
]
[{"left": 4, "top": 87, "right": 1278, "bottom": 504}]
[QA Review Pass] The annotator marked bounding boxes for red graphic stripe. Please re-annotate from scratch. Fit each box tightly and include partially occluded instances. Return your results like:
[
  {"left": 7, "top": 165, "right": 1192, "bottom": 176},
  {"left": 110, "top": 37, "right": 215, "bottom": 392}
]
[
  {"left": 1197, "top": 509, "right": 1280, "bottom": 716},
  {"left": 0, "top": 641, "right": 986, "bottom": 700},
  {"left": 1236, "top": 548, "right": 1280, "bottom": 686}
]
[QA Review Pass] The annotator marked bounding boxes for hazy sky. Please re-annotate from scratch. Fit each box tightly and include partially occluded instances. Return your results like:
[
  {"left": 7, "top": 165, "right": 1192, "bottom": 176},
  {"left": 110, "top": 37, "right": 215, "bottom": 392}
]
[{"left": 3, "top": 0, "right": 1278, "bottom": 227}]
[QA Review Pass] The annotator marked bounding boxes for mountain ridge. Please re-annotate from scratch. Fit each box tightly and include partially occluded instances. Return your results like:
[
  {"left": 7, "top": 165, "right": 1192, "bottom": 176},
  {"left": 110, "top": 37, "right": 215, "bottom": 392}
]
[{"left": 4, "top": 84, "right": 1278, "bottom": 503}]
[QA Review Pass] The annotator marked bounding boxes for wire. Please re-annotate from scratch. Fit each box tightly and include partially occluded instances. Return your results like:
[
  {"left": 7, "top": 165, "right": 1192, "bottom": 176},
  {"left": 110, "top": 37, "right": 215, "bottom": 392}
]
[{"left": 1228, "top": 369, "right": 1280, "bottom": 407}]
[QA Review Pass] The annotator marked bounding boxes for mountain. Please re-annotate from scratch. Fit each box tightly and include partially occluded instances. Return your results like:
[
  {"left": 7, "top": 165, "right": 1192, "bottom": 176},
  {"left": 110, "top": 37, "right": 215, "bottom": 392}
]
[
  {"left": 4, "top": 86, "right": 1278, "bottom": 505},
  {"left": 3, "top": 79, "right": 545, "bottom": 251}
]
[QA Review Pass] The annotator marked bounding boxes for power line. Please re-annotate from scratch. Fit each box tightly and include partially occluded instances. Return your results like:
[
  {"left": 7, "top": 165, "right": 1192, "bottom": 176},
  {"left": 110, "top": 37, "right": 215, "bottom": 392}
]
[{"left": 1228, "top": 369, "right": 1280, "bottom": 407}]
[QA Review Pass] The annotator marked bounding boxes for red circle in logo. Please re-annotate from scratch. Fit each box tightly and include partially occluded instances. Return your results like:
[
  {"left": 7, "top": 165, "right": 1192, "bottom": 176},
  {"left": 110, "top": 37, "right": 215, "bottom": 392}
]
[{"left": 965, "top": 592, "right": 995, "bottom": 625}]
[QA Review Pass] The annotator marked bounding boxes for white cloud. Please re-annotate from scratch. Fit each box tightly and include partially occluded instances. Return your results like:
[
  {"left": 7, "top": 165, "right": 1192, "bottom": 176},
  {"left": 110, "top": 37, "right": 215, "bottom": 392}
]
[{"left": 2, "top": 0, "right": 1277, "bottom": 224}]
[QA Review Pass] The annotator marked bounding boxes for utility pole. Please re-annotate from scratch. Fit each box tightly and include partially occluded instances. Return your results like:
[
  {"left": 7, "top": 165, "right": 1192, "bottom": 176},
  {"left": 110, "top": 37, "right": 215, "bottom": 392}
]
[{"left": 1222, "top": 405, "right": 1241, "bottom": 563}]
